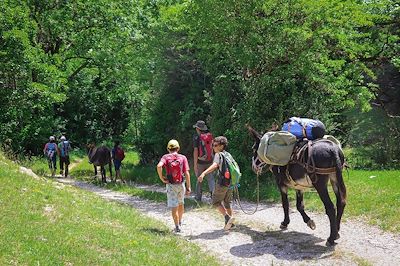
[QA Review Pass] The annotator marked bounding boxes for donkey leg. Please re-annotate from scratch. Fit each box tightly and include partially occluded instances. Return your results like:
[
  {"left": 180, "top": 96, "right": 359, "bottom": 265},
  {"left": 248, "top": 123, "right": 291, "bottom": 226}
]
[
  {"left": 331, "top": 175, "right": 346, "bottom": 238},
  {"left": 279, "top": 186, "right": 290, "bottom": 229},
  {"left": 296, "top": 190, "right": 315, "bottom": 230},
  {"left": 101, "top": 166, "right": 106, "bottom": 183},
  {"left": 315, "top": 176, "right": 338, "bottom": 246}
]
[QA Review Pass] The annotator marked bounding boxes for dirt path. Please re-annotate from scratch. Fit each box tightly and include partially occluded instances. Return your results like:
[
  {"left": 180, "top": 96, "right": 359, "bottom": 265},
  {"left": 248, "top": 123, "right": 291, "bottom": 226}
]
[{"left": 54, "top": 172, "right": 400, "bottom": 266}]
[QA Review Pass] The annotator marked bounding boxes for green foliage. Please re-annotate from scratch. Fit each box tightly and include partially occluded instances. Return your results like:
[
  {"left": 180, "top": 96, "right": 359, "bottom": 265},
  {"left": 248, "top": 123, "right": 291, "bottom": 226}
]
[
  {"left": 0, "top": 0, "right": 153, "bottom": 153},
  {"left": 345, "top": 107, "right": 400, "bottom": 169},
  {"left": 1, "top": 0, "right": 399, "bottom": 170}
]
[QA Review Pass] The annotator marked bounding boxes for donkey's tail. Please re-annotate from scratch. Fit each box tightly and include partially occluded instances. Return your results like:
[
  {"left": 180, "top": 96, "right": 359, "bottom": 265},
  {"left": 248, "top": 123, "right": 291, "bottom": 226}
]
[{"left": 335, "top": 150, "right": 347, "bottom": 202}]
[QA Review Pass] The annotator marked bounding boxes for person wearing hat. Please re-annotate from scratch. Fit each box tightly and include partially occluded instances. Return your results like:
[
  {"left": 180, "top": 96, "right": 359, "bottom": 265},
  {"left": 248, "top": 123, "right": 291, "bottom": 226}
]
[
  {"left": 157, "top": 139, "right": 191, "bottom": 233},
  {"left": 58, "top": 135, "right": 71, "bottom": 177},
  {"left": 193, "top": 120, "right": 215, "bottom": 201},
  {"left": 43, "top": 136, "right": 59, "bottom": 177}
]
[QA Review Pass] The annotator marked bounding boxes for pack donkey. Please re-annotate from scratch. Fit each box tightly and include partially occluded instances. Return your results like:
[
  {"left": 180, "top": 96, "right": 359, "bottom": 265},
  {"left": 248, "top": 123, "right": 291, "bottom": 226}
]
[
  {"left": 87, "top": 144, "right": 113, "bottom": 183},
  {"left": 247, "top": 125, "right": 347, "bottom": 246}
]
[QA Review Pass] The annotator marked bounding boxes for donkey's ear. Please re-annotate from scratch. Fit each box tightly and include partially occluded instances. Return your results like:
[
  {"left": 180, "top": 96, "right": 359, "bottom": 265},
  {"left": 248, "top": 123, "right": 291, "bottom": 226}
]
[{"left": 246, "top": 124, "right": 262, "bottom": 139}]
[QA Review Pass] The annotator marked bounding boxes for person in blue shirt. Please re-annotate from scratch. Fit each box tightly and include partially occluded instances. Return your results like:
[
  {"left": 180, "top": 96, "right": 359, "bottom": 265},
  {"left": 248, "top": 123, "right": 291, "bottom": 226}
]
[{"left": 43, "top": 136, "right": 59, "bottom": 177}]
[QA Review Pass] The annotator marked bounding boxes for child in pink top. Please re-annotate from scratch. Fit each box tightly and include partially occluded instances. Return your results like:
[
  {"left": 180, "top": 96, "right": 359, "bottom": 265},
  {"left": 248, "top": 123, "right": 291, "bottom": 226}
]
[{"left": 157, "top": 139, "right": 191, "bottom": 233}]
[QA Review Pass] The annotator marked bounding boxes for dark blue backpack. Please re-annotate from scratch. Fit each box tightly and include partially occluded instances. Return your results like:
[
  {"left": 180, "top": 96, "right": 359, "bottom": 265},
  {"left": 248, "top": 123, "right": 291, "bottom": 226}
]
[
  {"left": 282, "top": 117, "right": 326, "bottom": 140},
  {"left": 60, "top": 141, "right": 70, "bottom": 157},
  {"left": 46, "top": 143, "right": 57, "bottom": 159}
]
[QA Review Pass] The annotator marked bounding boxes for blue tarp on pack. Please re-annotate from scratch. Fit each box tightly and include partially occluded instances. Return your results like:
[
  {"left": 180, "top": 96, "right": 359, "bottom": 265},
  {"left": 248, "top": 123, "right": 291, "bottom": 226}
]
[{"left": 282, "top": 117, "right": 326, "bottom": 140}]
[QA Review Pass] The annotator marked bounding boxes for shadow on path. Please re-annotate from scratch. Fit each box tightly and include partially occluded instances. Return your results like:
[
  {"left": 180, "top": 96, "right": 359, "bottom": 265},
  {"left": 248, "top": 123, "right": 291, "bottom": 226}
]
[
  {"left": 189, "top": 229, "right": 228, "bottom": 241},
  {"left": 230, "top": 224, "right": 333, "bottom": 261}
]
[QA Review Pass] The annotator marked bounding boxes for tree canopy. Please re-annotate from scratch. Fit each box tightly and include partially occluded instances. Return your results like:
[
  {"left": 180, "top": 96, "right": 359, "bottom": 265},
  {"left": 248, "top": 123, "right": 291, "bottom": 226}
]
[{"left": 1, "top": 0, "right": 399, "bottom": 168}]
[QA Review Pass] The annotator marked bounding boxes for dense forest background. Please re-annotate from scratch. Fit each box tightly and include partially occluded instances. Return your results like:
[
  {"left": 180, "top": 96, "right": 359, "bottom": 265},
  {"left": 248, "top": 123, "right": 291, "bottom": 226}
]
[{"left": 1, "top": 0, "right": 399, "bottom": 171}]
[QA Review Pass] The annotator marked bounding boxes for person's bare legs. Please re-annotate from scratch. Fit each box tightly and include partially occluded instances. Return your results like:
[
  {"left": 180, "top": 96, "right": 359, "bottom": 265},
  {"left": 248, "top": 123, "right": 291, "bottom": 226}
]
[
  {"left": 226, "top": 208, "right": 232, "bottom": 217},
  {"left": 216, "top": 204, "right": 234, "bottom": 230},
  {"left": 216, "top": 204, "right": 227, "bottom": 216},
  {"left": 178, "top": 204, "right": 184, "bottom": 225},
  {"left": 171, "top": 206, "right": 179, "bottom": 226}
]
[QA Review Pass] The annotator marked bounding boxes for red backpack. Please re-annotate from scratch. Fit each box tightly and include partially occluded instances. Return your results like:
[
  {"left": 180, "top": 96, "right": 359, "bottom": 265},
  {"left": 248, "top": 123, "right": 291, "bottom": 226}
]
[
  {"left": 198, "top": 132, "right": 213, "bottom": 162},
  {"left": 115, "top": 147, "right": 125, "bottom": 161},
  {"left": 165, "top": 154, "right": 184, "bottom": 184}
]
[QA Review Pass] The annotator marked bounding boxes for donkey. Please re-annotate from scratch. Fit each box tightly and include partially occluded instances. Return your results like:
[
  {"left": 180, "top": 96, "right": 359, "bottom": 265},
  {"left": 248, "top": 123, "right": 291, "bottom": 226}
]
[
  {"left": 247, "top": 125, "right": 347, "bottom": 246},
  {"left": 87, "top": 144, "right": 113, "bottom": 183}
]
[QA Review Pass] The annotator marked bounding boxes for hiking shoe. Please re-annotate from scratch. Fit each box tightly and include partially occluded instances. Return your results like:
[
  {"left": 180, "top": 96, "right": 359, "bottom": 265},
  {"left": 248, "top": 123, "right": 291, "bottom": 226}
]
[
  {"left": 174, "top": 226, "right": 181, "bottom": 233},
  {"left": 224, "top": 217, "right": 235, "bottom": 230},
  {"left": 230, "top": 223, "right": 236, "bottom": 229}
]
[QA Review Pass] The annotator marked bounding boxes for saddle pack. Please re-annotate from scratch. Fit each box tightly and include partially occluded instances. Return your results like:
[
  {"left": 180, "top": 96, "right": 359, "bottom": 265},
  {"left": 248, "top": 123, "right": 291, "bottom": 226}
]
[
  {"left": 257, "top": 131, "right": 297, "bottom": 166},
  {"left": 282, "top": 117, "right": 326, "bottom": 140}
]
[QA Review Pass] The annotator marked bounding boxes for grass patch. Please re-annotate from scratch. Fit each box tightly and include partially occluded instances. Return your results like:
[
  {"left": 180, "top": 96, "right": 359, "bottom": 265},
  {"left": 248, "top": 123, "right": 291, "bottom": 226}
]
[
  {"left": 302, "top": 170, "right": 400, "bottom": 232},
  {"left": 19, "top": 150, "right": 84, "bottom": 177},
  {"left": 0, "top": 153, "right": 219, "bottom": 265}
]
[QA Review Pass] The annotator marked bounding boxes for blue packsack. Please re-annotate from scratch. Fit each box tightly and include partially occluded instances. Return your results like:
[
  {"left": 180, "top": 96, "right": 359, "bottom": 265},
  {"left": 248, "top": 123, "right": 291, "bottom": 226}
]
[
  {"left": 282, "top": 117, "right": 326, "bottom": 140},
  {"left": 46, "top": 143, "right": 57, "bottom": 159},
  {"left": 60, "top": 141, "right": 70, "bottom": 157}
]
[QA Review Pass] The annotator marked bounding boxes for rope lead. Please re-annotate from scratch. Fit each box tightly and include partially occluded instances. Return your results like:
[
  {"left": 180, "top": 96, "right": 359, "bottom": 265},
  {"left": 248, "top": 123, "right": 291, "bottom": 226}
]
[{"left": 234, "top": 173, "right": 260, "bottom": 215}]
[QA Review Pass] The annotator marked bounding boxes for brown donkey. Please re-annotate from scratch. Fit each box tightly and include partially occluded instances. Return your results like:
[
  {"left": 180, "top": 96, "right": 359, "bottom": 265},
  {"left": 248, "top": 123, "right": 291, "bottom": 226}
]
[{"left": 87, "top": 144, "right": 113, "bottom": 183}]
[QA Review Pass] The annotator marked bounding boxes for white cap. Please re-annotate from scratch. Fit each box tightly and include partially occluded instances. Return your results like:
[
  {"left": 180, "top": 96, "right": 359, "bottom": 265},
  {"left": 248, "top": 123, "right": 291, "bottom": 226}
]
[
  {"left": 49, "top": 136, "right": 55, "bottom": 141},
  {"left": 60, "top": 136, "right": 66, "bottom": 141}
]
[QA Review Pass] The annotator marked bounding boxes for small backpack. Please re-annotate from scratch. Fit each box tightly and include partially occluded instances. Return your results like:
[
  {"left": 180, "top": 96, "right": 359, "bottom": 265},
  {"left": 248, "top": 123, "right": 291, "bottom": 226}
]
[
  {"left": 219, "top": 152, "right": 241, "bottom": 188},
  {"left": 60, "top": 141, "right": 69, "bottom": 157},
  {"left": 115, "top": 147, "right": 125, "bottom": 161},
  {"left": 198, "top": 132, "right": 213, "bottom": 162},
  {"left": 165, "top": 154, "right": 184, "bottom": 184},
  {"left": 46, "top": 143, "right": 57, "bottom": 159}
]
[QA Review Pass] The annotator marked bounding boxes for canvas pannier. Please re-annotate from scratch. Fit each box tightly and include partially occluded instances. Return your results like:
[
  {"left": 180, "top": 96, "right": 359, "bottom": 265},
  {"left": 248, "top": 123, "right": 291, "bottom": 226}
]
[{"left": 257, "top": 131, "right": 297, "bottom": 166}]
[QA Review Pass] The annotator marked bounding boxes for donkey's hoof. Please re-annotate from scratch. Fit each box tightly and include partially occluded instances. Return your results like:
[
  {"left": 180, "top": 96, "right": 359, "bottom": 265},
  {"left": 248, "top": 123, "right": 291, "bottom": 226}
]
[
  {"left": 307, "top": 219, "right": 316, "bottom": 230},
  {"left": 326, "top": 239, "right": 337, "bottom": 247},
  {"left": 280, "top": 223, "right": 288, "bottom": 230}
]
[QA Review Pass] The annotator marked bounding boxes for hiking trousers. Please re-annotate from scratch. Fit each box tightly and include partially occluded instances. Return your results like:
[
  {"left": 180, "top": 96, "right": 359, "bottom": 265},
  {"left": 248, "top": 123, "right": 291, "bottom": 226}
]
[
  {"left": 48, "top": 156, "right": 57, "bottom": 170},
  {"left": 195, "top": 163, "right": 215, "bottom": 201},
  {"left": 60, "top": 156, "right": 70, "bottom": 177}
]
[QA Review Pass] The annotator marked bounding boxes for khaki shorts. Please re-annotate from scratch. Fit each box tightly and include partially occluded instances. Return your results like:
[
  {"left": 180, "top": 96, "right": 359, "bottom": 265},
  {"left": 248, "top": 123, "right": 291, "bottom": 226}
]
[
  {"left": 212, "top": 184, "right": 233, "bottom": 209},
  {"left": 166, "top": 183, "right": 185, "bottom": 208}
]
